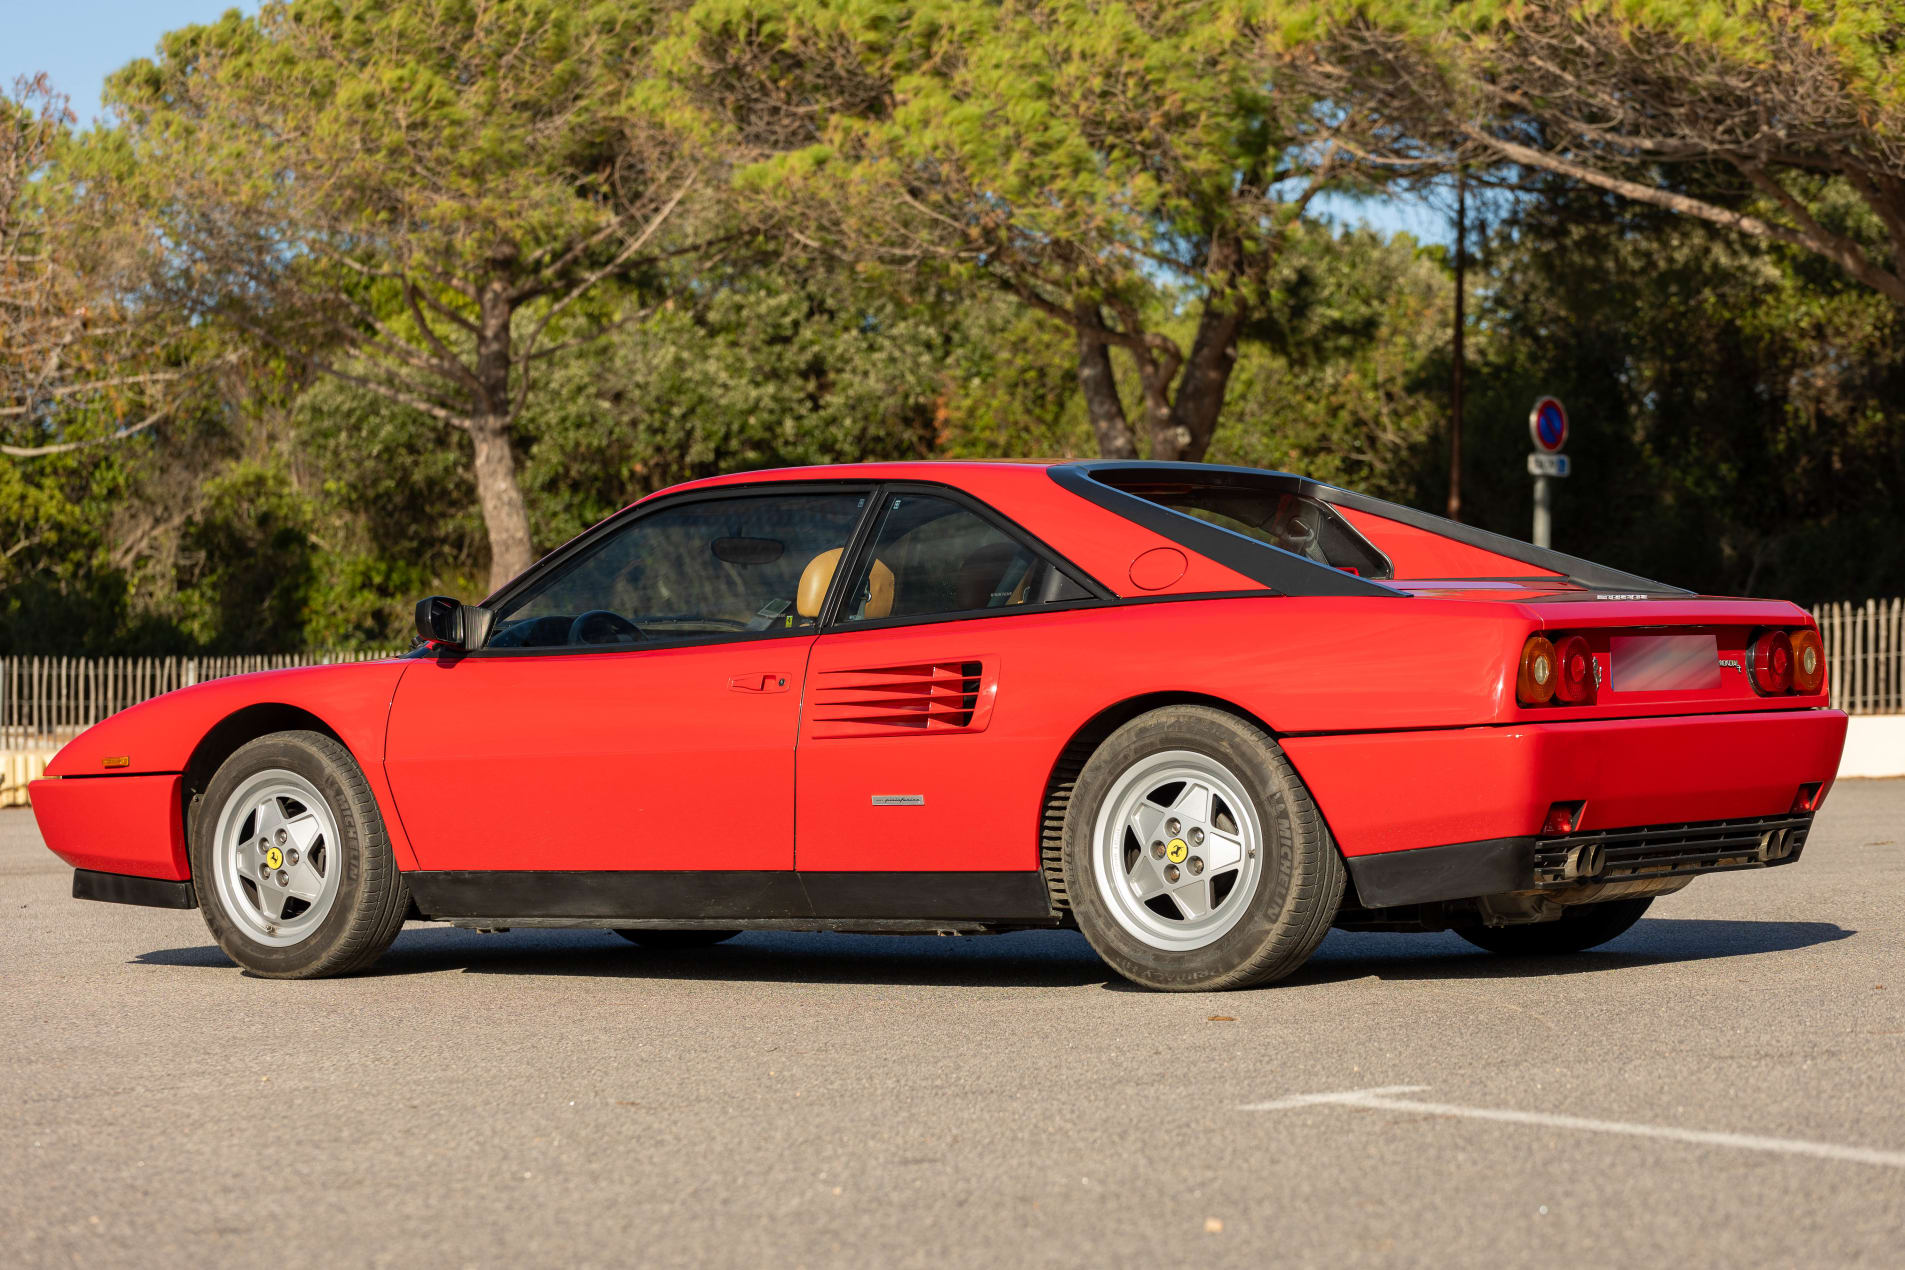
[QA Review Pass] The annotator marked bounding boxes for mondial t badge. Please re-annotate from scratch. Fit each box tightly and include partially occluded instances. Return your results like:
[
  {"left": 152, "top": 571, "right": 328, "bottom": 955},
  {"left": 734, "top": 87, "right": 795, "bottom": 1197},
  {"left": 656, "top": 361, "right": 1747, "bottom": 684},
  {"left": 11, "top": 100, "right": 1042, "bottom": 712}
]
[
  {"left": 264, "top": 846, "right": 284, "bottom": 870},
  {"left": 1166, "top": 838, "right": 1190, "bottom": 864}
]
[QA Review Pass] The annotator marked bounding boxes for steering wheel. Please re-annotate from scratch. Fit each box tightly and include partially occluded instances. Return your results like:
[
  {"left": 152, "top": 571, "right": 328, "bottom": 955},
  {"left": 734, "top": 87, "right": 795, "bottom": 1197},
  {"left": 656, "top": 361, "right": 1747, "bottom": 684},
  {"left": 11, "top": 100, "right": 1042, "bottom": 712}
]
[{"left": 568, "top": 609, "right": 645, "bottom": 646}]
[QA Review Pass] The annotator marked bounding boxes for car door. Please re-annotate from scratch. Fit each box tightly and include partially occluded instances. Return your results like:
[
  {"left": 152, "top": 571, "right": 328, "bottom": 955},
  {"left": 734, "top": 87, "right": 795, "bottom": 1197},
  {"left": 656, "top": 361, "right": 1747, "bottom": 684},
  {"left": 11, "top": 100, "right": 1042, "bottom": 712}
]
[
  {"left": 793, "top": 487, "right": 1096, "bottom": 900},
  {"left": 384, "top": 486, "right": 872, "bottom": 885}
]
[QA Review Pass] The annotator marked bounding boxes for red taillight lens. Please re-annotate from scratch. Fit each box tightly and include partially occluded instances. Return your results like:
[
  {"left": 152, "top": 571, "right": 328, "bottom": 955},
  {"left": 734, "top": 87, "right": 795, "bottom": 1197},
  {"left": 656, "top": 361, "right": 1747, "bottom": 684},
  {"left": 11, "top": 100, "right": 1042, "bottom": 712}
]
[
  {"left": 1517, "top": 636, "right": 1558, "bottom": 706},
  {"left": 1750, "top": 630, "right": 1795, "bottom": 695},
  {"left": 1541, "top": 802, "right": 1582, "bottom": 835},
  {"left": 1792, "top": 782, "right": 1824, "bottom": 813},
  {"left": 1552, "top": 635, "right": 1597, "bottom": 705},
  {"left": 1790, "top": 629, "right": 1825, "bottom": 694}
]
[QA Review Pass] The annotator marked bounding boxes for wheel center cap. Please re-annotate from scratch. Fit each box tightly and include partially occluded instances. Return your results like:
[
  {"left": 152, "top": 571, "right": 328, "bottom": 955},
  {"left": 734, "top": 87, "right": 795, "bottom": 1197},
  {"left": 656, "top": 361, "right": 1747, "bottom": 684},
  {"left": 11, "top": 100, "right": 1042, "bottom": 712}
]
[
  {"left": 264, "top": 846, "right": 284, "bottom": 870},
  {"left": 1166, "top": 838, "right": 1189, "bottom": 864}
]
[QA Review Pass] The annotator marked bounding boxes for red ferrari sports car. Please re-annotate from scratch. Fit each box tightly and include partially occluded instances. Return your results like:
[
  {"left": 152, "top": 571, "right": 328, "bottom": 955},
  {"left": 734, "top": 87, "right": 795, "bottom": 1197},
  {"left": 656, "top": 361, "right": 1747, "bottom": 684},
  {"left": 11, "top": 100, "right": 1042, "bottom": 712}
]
[{"left": 31, "top": 461, "right": 1846, "bottom": 990}]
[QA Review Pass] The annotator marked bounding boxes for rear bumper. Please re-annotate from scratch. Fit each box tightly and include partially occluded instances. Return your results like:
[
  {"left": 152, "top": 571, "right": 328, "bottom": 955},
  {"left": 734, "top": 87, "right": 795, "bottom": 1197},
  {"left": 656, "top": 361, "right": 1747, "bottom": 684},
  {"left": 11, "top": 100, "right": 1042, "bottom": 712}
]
[
  {"left": 1346, "top": 812, "right": 1811, "bottom": 908},
  {"left": 1281, "top": 708, "right": 1847, "bottom": 860}
]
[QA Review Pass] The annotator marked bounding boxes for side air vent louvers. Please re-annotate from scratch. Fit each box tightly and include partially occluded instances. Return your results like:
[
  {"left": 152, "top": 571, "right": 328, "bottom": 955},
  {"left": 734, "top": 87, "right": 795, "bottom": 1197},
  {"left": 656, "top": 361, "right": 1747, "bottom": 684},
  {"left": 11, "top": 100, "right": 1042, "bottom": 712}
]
[{"left": 810, "top": 660, "right": 994, "bottom": 738}]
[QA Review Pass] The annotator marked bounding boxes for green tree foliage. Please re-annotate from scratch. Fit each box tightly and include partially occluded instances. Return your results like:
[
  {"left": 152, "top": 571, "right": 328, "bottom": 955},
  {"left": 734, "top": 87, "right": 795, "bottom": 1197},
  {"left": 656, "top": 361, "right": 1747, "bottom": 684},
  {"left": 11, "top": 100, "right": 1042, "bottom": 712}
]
[
  {"left": 1456, "top": 183, "right": 1905, "bottom": 600},
  {"left": 3, "top": 76, "right": 213, "bottom": 463},
  {"left": 939, "top": 223, "right": 1455, "bottom": 499},
  {"left": 1213, "top": 226, "right": 1452, "bottom": 499},
  {"left": 522, "top": 268, "right": 955, "bottom": 537},
  {"left": 101, "top": 0, "right": 714, "bottom": 590},
  {"left": 276, "top": 266, "right": 960, "bottom": 646},
  {"left": 4, "top": 76, "right": 219, "bottom": 652},
  {"left": 672, "top": 0, "right": 1374, "bottom": 462},
  {"left": 1310, "top": 0, "right": 1905, "bottom": 305},
  {"left": 6, "top": 2, "right": 1905, "bottom": 659}
]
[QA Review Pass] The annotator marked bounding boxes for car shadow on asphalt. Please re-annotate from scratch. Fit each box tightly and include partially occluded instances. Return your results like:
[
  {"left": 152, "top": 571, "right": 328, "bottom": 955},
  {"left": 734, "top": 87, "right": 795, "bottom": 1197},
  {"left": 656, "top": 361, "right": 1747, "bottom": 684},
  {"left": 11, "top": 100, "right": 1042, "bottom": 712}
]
[
  {"left": 1283, "top": 917, "right": 1858, "bottom": 989},
  {"left": 133, "top": 926, "right": 1119, "bottom": 988},
  {"left": 130, "top": 916, "right": 1854, "bottom": 990}
]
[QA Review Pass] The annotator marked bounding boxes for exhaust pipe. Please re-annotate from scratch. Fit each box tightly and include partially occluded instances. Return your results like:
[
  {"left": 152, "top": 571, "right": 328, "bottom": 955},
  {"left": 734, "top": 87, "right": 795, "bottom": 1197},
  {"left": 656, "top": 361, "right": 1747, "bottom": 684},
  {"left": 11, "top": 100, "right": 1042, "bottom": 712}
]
[
  {"left": 1758, "top": 829, "right": 1793, "bottom": 862},
  {"left": 1562, "top": 841, "right": 1606, "bottom": 881}
]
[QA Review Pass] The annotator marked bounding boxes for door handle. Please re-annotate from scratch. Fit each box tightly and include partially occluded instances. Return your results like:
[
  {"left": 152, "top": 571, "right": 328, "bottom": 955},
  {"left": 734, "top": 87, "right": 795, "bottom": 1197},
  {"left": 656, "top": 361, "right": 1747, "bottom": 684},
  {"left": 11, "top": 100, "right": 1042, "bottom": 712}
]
[{"left": 728, "top": 673, "right": 790, "bottom": 693}]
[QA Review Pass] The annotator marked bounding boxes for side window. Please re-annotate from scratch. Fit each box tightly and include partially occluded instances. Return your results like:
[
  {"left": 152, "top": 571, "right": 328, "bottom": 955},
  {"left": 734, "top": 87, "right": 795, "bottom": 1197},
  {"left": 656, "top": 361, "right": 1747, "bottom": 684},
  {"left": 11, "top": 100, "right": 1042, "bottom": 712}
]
[
  {"left": 487, "top": 491, "right": 867, "bottom": 648},
  {"left": 836, "top": 493, "right": 1088, "bottom": 624}
]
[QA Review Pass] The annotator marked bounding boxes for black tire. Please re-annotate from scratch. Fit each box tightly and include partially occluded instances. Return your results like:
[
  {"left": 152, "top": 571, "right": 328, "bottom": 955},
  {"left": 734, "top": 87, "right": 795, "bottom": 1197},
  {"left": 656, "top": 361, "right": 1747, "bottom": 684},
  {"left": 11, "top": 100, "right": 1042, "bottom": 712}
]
[
  {"left": 1062, "top": 705, "right": 1345, "bottom": 992},
  {"left": 612, "top": 929, "right": 742, "bottom": 949},
  {"left": 189, "top": 730, "right": 409, "bottom": 979},
  {"left": 1454, "top": 897, "right": 1653, "bottom": 956}
]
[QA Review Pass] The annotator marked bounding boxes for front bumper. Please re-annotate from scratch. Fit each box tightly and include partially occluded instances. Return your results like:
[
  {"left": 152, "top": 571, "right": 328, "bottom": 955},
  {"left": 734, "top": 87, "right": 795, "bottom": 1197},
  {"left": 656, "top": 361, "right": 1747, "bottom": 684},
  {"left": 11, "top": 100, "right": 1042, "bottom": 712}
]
[
  {"left": 29, "top": 772, "right": 189, "bottom": 880},
  {"left": 1346, "top": 811, "right": 1811, "bottom": 908},
  {"left": 73, "top": 869, "right": 198, "bottom": 909}
]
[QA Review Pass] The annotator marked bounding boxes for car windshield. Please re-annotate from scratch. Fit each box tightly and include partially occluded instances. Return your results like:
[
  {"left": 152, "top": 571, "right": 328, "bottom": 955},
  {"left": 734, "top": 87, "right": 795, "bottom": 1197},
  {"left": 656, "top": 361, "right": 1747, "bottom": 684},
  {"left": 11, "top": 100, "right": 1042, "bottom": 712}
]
[{"left": 1104, "top": 478, "right": 1392, "bottom": 580}]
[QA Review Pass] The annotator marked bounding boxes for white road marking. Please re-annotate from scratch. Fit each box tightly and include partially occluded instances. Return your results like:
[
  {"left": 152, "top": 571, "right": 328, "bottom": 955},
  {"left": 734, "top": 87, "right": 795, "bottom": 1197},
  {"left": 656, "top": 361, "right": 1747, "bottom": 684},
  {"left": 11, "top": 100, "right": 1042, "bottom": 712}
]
[{"left": 1240, "top": 1086, "right": 1905, "bottom": 1169}]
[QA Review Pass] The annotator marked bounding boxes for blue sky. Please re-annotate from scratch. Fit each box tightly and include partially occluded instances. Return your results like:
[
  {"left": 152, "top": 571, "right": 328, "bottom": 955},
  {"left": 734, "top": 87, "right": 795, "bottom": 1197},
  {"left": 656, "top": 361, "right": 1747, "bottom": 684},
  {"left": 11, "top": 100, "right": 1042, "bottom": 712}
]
[
  {"left": 5, "top": 1, "right": 256, "bottom": 121},
  {"left": 5, "top": 0, "right": 1447, "bottom": 242}
]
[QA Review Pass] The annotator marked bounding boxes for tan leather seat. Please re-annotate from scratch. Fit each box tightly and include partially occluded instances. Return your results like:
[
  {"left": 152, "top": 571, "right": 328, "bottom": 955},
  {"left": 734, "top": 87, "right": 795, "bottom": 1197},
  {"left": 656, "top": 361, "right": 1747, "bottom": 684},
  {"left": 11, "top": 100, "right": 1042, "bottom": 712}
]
[
  {"left": 798, "top": 548, "right": 894, "bottom": 619},
  {"left": 955, "top": 542, "right": 1022, "bottom": 611}
]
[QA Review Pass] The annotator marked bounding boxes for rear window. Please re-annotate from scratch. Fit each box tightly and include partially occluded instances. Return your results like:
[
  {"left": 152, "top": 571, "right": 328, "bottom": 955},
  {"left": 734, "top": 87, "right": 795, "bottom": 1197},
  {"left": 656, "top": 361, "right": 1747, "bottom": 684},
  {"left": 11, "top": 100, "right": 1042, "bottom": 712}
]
[{"left": 1103, "top": 478, "right": 1393, "bottom": 580}]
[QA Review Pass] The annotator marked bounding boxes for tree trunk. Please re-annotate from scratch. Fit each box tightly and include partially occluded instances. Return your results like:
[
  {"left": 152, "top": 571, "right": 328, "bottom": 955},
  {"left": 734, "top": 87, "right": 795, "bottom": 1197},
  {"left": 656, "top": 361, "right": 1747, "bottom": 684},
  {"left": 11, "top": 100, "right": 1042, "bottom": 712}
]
[
  {"left": 1166, "top": 301, "right": 1243, "bottom": 463},
  {"left": 1447, "top": 168, "right": 1466, "bottom": 522},
  {"left": 1144, "top": 387, "right": 1187, "bottom": 462},
  {"left": 469, "top": 413, "right": 536, "bottom": 594},
  {"left": 1166, "top": 235, "right": 1245, "bottom": 464},
  {"left": 1073, "top": 301, "right": 1138, "bottom": 459},
  {"left": 472, "top": 278, "right": 535, "bottom": 595},
  {"left": 1128, "top": 328, "right": 1184, "bottom": 461}
]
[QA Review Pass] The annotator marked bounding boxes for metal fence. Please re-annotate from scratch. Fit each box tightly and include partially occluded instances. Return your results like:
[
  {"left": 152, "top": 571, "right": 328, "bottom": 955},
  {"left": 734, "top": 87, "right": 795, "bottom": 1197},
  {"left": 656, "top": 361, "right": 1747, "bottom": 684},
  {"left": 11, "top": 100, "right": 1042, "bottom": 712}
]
[
  {"left": 1814, "top": 598, "right": 1904, "bottom": 715},
  {"left": 0, "top": 652, "right": 400, "bottom": 753}
]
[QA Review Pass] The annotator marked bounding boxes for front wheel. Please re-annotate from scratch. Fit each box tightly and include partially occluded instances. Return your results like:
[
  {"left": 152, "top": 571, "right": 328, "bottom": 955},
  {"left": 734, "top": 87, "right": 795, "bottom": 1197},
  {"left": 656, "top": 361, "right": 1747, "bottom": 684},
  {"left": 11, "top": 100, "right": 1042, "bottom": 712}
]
[
  {"left": 1063, "top": 706, "right": 1345, "bottom": 992},
  {"left": 1454, "top": 897, "right": 1653, "bottom": 956},
  {"left": 190, "top": 730, "right": 410, "bottom": 979}
]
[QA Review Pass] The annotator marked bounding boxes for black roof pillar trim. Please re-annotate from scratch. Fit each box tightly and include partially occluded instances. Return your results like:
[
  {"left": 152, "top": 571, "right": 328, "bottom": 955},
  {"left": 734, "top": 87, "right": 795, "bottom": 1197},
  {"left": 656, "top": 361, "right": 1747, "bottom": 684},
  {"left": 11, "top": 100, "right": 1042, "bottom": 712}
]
[
  {"left": 1047, "top": 463, "right": 1402, "bottom": 599},
  {"left": 1052, "top": 461, "right": 1692, "bottom": 598}
]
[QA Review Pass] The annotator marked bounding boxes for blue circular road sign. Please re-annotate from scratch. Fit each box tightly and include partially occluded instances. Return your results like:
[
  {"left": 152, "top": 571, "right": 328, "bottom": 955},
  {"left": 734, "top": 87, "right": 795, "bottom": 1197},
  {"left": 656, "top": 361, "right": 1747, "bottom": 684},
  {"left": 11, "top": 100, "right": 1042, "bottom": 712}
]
[{"left": 1530, "top": 396, "right": 1569, "bottom": 453}]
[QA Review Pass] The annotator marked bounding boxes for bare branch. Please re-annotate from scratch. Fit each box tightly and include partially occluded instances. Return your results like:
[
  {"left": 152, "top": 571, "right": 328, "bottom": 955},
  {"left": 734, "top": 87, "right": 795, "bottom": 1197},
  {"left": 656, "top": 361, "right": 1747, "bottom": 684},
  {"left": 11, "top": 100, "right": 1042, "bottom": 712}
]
[
  {"left": 1, "top": 402, "right": 171, "bottom": 457},
  {"left": 308, "top": 354, "right": 469, "bottom": 428},
  {"left": 0, "top": 366, "right": 199, "bottom": 415}
]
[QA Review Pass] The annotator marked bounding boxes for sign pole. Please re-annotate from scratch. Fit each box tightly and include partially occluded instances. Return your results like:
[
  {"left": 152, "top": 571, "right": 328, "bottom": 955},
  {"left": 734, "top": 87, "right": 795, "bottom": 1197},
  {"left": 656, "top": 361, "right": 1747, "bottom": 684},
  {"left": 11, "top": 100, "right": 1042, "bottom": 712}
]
[{"left": 1526, "top": 396, "right": 1570, "bottom": 550}]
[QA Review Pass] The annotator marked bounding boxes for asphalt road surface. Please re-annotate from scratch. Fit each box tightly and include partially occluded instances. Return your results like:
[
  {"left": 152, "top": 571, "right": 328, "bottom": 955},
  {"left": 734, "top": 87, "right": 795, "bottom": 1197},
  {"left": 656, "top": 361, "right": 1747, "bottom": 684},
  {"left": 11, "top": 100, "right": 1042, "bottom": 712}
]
[{"left": 4, "top": 780, "right": 1903, "bottom": 1268}]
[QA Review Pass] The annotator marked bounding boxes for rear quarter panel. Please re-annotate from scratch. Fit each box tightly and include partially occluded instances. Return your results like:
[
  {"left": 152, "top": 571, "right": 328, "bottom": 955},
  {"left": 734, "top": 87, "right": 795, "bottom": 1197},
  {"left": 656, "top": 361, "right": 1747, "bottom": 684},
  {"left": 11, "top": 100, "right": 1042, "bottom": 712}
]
[{"left": 796, "top": 594, "right": 1519, "bottom": 871}]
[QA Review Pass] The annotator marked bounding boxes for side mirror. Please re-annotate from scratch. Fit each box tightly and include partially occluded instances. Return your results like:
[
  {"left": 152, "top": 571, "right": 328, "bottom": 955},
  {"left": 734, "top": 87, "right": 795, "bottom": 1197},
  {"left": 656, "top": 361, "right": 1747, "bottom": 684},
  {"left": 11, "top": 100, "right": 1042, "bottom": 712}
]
[{"left": 415, "top": 596, "right": 495, "bottom": 651}]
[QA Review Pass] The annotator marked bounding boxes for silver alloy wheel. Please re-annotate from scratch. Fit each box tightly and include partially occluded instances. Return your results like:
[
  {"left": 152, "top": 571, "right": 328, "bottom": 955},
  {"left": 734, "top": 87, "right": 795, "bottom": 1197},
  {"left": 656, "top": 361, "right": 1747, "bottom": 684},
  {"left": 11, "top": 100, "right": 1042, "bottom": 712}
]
[
  {"left": 1091, "top": 749, "right": 1265, "bottom": 952},
  {"left": 209, "top": 768, "right": 343, "bottom": 948}
]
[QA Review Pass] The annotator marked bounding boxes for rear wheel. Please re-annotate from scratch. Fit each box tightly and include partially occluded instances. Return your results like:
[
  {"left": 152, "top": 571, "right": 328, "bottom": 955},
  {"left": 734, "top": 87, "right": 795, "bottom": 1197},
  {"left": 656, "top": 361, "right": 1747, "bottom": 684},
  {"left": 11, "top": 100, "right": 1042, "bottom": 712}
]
[
  {"left": 613, "top": 929, "right": 742, "bottom": 949},
  {"left": 1454, "top": 897, "right": 1653, "bottom": 956},
  {"left": 1063, "top": 706, "right": 1344, "bottom": 991},
  {"left": 190, "top": 730, "right": 409, "bottom": 979}
]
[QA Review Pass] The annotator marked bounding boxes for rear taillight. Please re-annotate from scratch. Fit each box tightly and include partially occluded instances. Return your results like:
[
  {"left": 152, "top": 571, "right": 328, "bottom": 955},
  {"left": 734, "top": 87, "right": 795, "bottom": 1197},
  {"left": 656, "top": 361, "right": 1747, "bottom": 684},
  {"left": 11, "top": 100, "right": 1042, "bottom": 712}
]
[
  {"left": 1519, "top": 634, "right": 1599, "bottom": 707},
  {"left": 1553, "top": 634, "right": 1597, "bottom": 706},
  {"left": 1791, "top": 628, "right": 1825, "bottom": 694},
  {"left": 1517, "top": 636, "right": 1557, "bottom": 706},
  {"left": 1750, "top": 629, "right": 1795, "bottom": 695}
]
